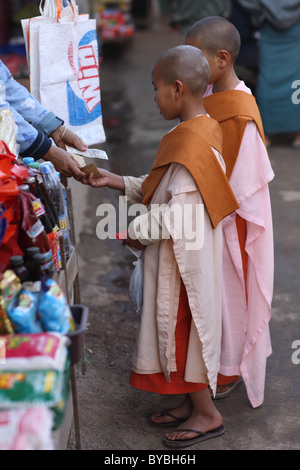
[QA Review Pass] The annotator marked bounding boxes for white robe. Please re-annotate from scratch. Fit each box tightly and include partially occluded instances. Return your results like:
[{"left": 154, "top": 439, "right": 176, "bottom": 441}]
[{"left": 123, "top": 146, "right": 226, "bottom": 395}]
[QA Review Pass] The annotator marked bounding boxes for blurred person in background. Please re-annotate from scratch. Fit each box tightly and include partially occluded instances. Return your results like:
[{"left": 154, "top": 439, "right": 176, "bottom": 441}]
[
  {"left": 168, "top": 0, "right": 232, "bottom": 34},
  {"left": 236, "top": 0, "right": 300, "bottom": 148}
]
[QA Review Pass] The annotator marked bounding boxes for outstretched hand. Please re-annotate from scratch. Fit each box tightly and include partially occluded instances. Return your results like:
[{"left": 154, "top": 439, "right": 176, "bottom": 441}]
[
  {"left": 43, "top": 144, "right": 85, "bottom": 180},
  {"left": 81, "top": 168, "right": 125, "bottom": 191},
  {"left": 81, "top": 168, "right": 111, "bottom": 187},
  {"left": 50, "top": 125, "right": 88, "bottom": 153}
]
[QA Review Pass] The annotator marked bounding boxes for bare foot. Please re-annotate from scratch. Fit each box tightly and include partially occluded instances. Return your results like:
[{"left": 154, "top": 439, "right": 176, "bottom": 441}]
[
  {"left": 165, "top": 388, "right": 223, "bottom": 442},
  {"left": 150, "top": 397, "right": 192, "bottom": 425},
  {"left": 164, "top": 409, "right": 223, "bottom": 442}
]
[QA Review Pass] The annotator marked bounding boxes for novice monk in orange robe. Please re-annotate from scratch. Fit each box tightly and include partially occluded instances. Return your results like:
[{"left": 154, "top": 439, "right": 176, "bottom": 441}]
[
  {"left": 186, "top": 16, "right": 274, "bottom": 408},
  {"left": 84, "top": 45, "right": 239, "bottom": 447}
]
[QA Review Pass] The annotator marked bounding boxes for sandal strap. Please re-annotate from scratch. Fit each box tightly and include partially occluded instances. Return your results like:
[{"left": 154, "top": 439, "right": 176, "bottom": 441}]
[
  {"left": 163, "top": 412, "right": 182, "bottom": 420},
  {"left": 174, "top": 428, "right": 204, "bottom": 436},
  {"left": 175, "top": 425, "right": 224, "bottom": 436},
  {"left": 156, "top": 409, "right": 183, "bottom": 420}
]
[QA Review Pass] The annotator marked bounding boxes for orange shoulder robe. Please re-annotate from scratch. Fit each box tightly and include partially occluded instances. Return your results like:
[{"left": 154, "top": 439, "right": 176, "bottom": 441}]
[{"left": 130, "top": 115, "right": 239, "bottom": 394}]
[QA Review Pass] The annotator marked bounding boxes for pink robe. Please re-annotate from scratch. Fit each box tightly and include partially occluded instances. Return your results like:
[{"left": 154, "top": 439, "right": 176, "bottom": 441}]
[{"left": 205, "top": 82, "right": 275, "bottom": 407}]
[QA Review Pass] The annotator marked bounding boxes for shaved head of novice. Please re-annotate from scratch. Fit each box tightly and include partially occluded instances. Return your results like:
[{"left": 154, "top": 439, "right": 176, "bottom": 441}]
[
  {"left": 186, "top": 16, "right": 241, "bottom": 91},
  {"left": 151, "top": 45, "right": 211, "bottom": 122}
]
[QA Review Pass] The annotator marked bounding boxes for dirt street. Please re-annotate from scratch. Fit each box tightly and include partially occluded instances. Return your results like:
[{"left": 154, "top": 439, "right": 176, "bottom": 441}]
[{"left": 66, "top": 23, "right": 300, "bottom": 451}]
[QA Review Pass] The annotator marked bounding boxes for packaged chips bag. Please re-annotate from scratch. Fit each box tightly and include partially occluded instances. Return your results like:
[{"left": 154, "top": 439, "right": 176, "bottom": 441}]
[
  {"left": 7, "top": 282, "right": 42, "bottom": 334},
  {"left": 0, "top": 332, "right": 69, "bottom": 372},
  {"left": 38, "top": 278, "right": 75, "bottom": 334},
  {"left": 0, "top": 333, "right": 69, "bottom": 407},
  {"left": 0, "top": 270, "right": 22, "bottom": 334}
]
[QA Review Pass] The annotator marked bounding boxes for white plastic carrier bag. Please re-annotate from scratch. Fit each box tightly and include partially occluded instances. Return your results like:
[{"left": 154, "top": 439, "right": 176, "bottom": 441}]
[
  {"left": 21, "top": 0, "right": 106, "bottom": 146},
  {"left": 127, "top": 246, "right": 144, "bottom": 313}
]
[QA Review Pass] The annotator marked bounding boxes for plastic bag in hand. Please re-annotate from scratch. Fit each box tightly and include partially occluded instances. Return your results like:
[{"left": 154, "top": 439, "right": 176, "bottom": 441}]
[{"left": 127, "top": 247, "right": 143, "bottom": 313}]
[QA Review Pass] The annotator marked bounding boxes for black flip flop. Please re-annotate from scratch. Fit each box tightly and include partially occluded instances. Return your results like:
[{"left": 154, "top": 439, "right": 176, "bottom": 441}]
[
  {"left": 210, "top": 378, "right": 243, "bottom": 400},
  {"left": 163, "top": 423, "right": 226, "bottom": 448},
  {"left": 146, "top": 410, "right": 187, "bottom": 428}
]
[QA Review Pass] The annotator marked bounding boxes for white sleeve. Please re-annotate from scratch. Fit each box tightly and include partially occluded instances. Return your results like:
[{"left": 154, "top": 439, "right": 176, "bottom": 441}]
[
  {"left": 122, "top": 175, "right": 148, "bottom": 205},
  {"left": 128, "top": 163, "right": 199, "bottom": 246},
  {"left": 128, "top": 204, "right": 170, "bottom": 245}
]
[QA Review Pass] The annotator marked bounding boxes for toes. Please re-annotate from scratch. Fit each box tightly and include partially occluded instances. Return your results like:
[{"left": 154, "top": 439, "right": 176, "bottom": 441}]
[{"left": 165, "top": 430, "right": 195, "bottom": 441}]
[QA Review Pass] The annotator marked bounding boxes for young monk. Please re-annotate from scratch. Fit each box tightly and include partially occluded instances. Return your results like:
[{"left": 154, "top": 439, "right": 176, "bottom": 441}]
[
  {"left": 186, "top": 16, "right": 274, "bottom": 408},
  {"left": 85, "top": 45, "right": 239, "bottom": 447}
]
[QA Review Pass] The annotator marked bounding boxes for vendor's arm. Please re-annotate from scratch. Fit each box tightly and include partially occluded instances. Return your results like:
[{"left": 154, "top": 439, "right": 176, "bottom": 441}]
[
  {"left": 1, "top": 59, "right": 62, "bottom": 137},
  {"left": 0, "top": 60, "right": 87, "bottom": 156},
  {"left": 2, "top": 102, "right": 84, "bottom": 179}
]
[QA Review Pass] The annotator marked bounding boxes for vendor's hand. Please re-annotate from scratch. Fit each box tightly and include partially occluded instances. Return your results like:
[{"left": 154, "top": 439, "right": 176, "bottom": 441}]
[
  {"left": 82, "top": 168, "right": 125, "bottom": 191},
  {"left": 50, "top": 125, "right": 88, "bottom": 152},
  {"left": 43, "top": 144, "right": 85, "bottom": 180},
  {"left": 122, "top": 234, "right": 145, "bottom": 251}
]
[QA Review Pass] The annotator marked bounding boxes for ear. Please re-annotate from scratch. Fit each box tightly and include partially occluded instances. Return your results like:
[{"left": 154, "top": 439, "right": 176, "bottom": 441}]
[
  {"left": 174, "top": 80, "right": 184, "bottom": 98},
  {"left": 216, "top": 50, "right": 230, "bottom": 68}
]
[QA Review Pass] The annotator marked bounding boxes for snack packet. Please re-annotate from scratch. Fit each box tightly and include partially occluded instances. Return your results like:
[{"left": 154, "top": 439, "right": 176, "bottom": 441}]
[
  {"left": 38, "top": 279, "right": 75, "bottom": 334},
  {"left": 0, "top": 270, "right": 22, "bottom": 334},
  {"left": 0, "top": 368, "right": 65, "bottom": 407},
  {"left": 7, "top": 282, "right": 42, "bottom": 334},
  {"left": 0, "top": 332, "right": 69, "bottom": 371}
]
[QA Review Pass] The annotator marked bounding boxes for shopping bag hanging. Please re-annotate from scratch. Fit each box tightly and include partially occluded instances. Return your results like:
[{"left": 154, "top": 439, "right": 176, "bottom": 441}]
[
  {"left": 22, "top": 0, "right": 106, "bottom": 146},
  {"left": 39, "top": 0, "right": 78, "bottom": 22}
]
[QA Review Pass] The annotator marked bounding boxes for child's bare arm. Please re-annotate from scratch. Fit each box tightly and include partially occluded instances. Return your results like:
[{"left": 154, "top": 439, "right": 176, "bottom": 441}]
[{"left": 83, "top": 168, "right": 125, "bottom": 191}]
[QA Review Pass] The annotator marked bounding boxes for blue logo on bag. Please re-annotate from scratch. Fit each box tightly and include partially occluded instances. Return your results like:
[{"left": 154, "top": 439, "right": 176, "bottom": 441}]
[{"left": 67, "top": 30, "right": 102, "bottom": 126}]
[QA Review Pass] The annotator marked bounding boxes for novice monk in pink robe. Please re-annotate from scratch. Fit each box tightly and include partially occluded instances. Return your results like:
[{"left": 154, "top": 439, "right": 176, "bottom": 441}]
[{"left": 186, "top": 16, "right": 274, "bottom": 408}]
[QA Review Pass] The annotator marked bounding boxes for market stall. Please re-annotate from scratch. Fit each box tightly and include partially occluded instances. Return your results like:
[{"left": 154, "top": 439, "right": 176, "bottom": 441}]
[
  {"left": 95, "top": 0, "right": 135, "bottom": 41},
  {"left": 0, "top": 109, "right": 88, "bottom": 450}
]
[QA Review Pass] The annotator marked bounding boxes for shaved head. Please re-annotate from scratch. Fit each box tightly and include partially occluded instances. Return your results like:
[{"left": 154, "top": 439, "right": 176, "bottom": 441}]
[
  {"left": 187, "top": 16, "right": 241, "bottom": 62},
  {"left": 153, "top": 45, "right": 210, "bottom": 95}
]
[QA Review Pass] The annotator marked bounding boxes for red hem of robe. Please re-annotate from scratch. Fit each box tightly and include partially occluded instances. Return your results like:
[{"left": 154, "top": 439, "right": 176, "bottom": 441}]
[{"left": 130, "top": 281, "right": 207, "bottom": 394}]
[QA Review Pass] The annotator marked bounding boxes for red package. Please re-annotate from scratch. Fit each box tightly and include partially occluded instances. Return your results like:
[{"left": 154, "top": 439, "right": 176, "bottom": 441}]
[{"left": 0, "top": 332, "right": 69, "bottom": 371}]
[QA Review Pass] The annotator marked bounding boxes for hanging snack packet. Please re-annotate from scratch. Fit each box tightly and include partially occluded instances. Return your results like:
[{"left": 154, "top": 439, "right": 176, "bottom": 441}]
[
  {"left": 7, "top": 282, "right": 42, "bottom": 334},
  {"left": 38, "top": 278, "right": 75, "bottom": 334},
  {"left": 0, "top": 270, "right": 22, "bottom": 334}
]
